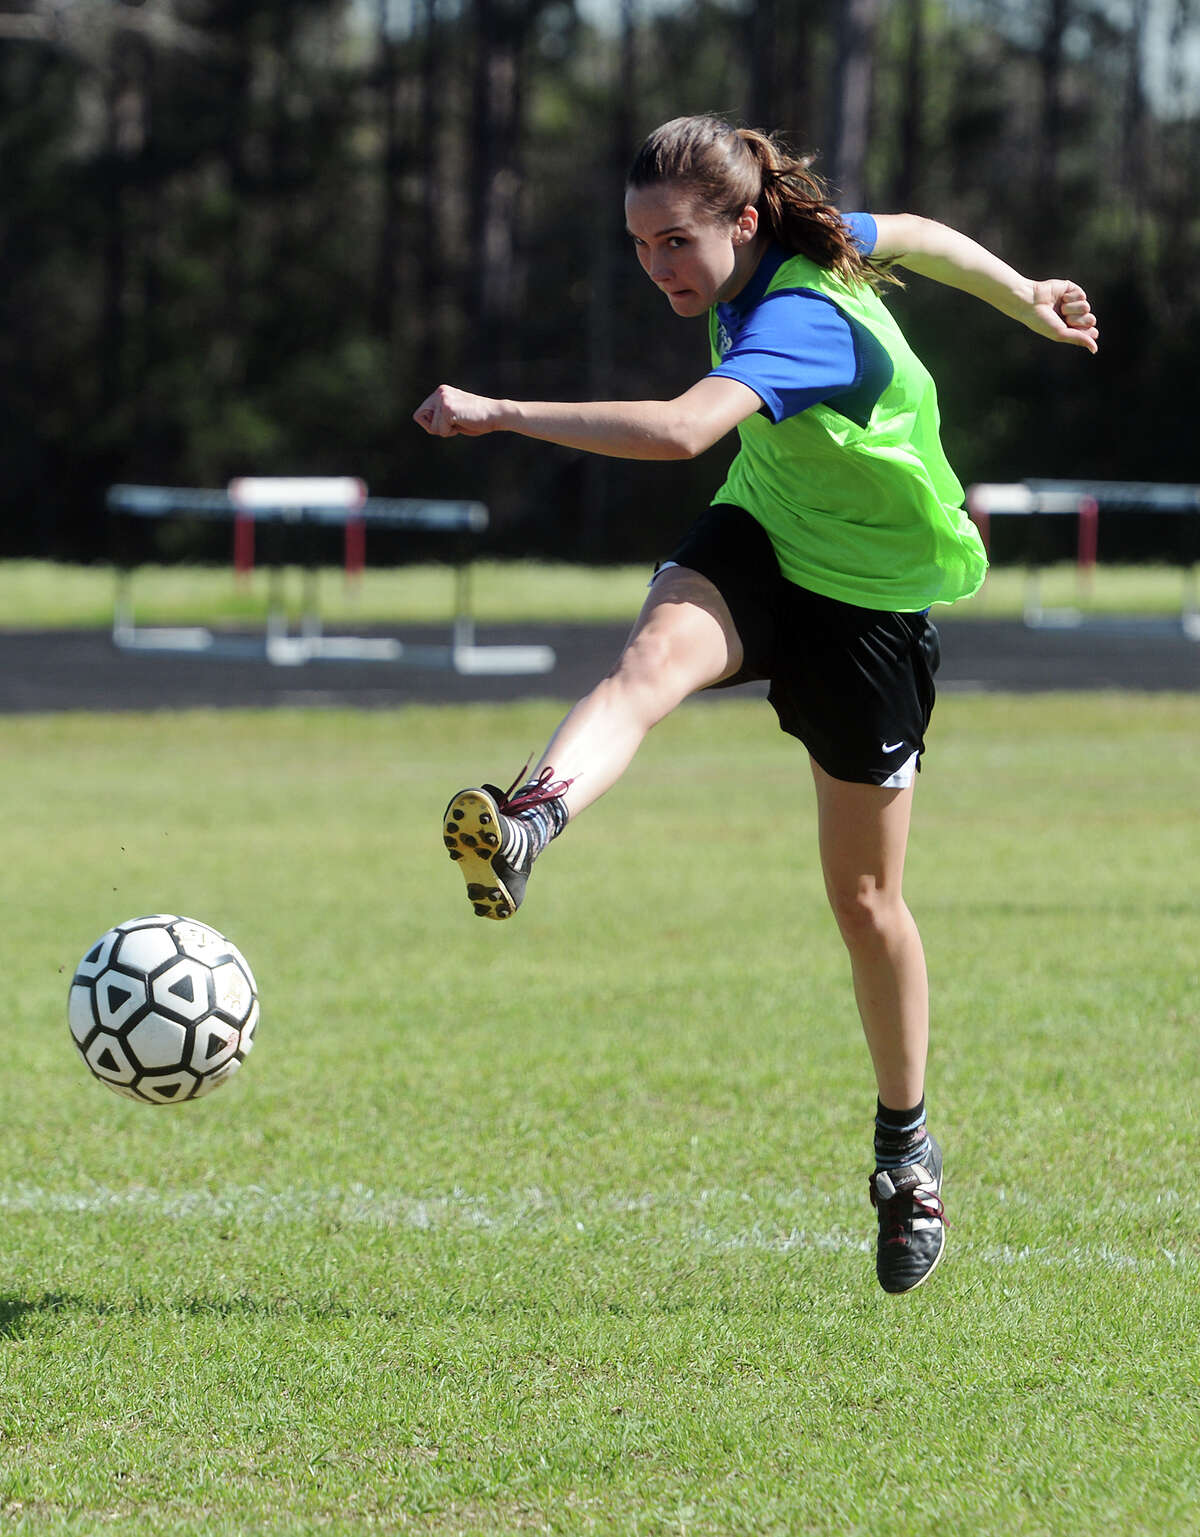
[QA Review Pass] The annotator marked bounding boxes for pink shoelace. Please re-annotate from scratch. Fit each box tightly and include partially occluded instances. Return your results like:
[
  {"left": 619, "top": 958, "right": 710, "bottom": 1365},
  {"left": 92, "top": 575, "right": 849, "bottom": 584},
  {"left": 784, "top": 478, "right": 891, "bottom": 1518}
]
[{"left": 493, "top": 761, "right": 574, "bottom": 816}]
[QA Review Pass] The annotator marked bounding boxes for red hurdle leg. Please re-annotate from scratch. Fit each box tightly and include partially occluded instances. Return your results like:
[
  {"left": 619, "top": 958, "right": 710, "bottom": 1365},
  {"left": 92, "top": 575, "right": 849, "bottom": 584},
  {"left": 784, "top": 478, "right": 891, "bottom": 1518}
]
[
  {"left": 234, "top": 512, "right": 255, "bottom": 582},
  {"left": 344, "top": 515, "right": 365, "bottom": 586},
  {"left": 1076, "top": 495, "right": 1098, "bottom": 597}
]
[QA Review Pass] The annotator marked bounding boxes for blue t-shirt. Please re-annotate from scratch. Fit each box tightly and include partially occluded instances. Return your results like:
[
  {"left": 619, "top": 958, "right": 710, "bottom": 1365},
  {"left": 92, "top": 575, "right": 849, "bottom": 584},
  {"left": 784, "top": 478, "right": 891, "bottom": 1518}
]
[{"left": 708, "top": 213, "right": 885, "bottom": 424}]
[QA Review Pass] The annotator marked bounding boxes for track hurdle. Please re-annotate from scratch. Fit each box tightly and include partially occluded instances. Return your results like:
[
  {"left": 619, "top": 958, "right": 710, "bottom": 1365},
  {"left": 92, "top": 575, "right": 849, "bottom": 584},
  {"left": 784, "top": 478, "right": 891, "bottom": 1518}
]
[
  {"left": 106, "top": 478, "right": 556, "bottom": 674},
  {"left": 228, "top": 475, "right": 366, "bottom": 591},
  {"left": 966, "top": 479, "right": 1200, "bottom": 636}
]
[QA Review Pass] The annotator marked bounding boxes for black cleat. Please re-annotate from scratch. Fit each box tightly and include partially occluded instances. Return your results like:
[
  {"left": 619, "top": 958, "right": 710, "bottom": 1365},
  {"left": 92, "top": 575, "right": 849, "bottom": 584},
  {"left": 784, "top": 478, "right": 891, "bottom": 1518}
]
[
  {"left": 869, "top": 1135, "right": 947, "bottom": 1295},
  {"left": 442, "top": 766, "right": 571, "bottom": 921},
  {"left": 442, "top": 785, "right": 528, "bottom": 920}
]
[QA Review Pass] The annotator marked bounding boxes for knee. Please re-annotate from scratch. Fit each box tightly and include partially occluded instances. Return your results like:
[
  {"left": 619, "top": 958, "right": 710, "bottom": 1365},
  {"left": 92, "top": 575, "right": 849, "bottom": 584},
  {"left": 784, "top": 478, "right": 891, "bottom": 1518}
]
[
  {"left": 613, "top": 624, "right": 676, "bottom": 682},
  {"left": 607, "top": 623, "right": 703, "bottom": 705},
  {"left": 826, "top": 880, "right": 903, "bottom": 949}
]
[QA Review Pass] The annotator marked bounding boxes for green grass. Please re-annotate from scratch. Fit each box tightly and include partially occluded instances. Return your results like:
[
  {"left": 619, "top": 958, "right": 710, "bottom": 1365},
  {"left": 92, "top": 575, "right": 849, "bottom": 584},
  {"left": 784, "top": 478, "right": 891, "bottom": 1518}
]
[
  {"left": 2, "top": 694, "right": 1199, "bottom": 1533},
  {"left": 0, "top": 560, "right": 650, "bottom": 630},
  {"left": 0, "top": 558, "right": 1196, "bottom": 630}
]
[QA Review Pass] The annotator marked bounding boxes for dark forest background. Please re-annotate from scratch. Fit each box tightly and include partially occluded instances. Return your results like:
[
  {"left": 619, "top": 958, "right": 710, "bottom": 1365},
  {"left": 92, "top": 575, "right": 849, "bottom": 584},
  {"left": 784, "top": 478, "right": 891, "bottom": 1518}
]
[{"left": 1, "top": 0, "right": 1196, "bottom": 564}]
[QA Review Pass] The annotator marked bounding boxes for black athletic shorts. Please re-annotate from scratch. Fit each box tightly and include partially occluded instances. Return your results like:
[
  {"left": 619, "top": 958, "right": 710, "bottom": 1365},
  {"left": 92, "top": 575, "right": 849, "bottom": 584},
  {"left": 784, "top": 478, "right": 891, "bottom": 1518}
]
[{"left": 662, "top": 503, "right": 941, "bottom": 787}]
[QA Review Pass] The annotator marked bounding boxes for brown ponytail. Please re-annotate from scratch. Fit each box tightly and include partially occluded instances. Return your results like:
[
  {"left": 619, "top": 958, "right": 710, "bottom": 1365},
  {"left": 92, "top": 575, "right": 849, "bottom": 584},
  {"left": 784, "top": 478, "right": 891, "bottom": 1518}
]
[{"left": 627, "top": 115, "right": 896, "bottom": 291}]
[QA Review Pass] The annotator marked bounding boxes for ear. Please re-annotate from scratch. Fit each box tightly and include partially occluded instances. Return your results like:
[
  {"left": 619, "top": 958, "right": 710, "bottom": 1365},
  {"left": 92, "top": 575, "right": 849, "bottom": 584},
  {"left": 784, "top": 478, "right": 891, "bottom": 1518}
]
[{"left": 733, "top": 204, "right": 759, "bottom": 246}]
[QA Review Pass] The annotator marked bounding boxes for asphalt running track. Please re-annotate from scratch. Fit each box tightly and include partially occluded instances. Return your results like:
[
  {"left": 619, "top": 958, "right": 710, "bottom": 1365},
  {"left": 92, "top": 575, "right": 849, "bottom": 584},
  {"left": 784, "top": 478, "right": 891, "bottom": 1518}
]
[{"left": 0, "top": 616, "right": 1195, "bottom": 714}]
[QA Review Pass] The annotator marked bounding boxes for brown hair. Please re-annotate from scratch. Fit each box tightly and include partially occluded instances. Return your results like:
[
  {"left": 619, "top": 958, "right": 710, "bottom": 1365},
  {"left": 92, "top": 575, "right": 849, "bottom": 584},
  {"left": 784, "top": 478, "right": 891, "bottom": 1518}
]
[{"left": 627, "top": 115, "right": 895, "bottom": 290}]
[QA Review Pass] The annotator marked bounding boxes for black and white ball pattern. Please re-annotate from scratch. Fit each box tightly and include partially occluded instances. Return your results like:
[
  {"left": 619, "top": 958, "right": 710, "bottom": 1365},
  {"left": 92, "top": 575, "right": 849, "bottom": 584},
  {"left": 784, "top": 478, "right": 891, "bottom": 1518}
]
[{"left": 68, "top": 915, "right": 258, "bottom": 1104}]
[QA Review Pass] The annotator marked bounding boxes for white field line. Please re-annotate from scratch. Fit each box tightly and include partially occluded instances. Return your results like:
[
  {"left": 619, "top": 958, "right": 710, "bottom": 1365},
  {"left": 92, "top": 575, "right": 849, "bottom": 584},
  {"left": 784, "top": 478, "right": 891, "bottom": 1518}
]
[{"left": 1, "top": 1182, "right": 1194, "bottom": 1273}]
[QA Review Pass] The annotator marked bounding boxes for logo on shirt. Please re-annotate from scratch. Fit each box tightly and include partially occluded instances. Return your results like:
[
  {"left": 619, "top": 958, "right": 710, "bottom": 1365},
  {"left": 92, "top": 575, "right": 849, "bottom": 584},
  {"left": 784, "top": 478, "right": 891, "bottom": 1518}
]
[{"left": 715, "top": 316, "right": 734, "bottom": 359}]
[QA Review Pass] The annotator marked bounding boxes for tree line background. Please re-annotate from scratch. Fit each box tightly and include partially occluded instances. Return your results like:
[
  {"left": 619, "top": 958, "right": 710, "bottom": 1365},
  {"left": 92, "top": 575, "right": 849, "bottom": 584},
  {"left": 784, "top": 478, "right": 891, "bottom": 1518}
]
[{"left": 1, "top": 0, "right": 1197, "bottom": 565}]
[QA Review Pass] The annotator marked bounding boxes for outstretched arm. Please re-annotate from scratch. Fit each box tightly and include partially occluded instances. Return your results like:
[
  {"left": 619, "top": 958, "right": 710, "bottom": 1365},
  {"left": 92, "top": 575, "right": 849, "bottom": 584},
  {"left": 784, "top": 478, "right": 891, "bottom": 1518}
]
[
  {"left": 871, "top": 213, "right": 1099, "bottom": 354},
  {"left": 413, "top": 375, "right": 762, "bottom": 458}
]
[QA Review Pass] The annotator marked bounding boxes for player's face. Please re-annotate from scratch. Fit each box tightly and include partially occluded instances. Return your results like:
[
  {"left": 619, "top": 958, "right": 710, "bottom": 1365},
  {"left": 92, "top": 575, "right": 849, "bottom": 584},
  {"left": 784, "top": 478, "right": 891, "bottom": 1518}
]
[{"left": 625, "top": 183, "right": 759, "bottom": 316}]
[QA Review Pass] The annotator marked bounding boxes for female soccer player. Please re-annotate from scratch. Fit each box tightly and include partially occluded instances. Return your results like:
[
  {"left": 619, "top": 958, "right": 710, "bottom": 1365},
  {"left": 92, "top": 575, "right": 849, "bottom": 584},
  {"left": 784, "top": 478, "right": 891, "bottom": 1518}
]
[{"left": 414, "top": 114, "right": 1099, "bottom": 1295}]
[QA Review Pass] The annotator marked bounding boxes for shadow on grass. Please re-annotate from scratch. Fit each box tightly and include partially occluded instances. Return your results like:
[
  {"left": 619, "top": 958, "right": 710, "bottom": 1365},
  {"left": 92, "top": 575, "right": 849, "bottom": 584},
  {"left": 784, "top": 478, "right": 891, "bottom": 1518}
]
[{"left": 0, "top": 1290, "right": 364, "bottom": 1338}]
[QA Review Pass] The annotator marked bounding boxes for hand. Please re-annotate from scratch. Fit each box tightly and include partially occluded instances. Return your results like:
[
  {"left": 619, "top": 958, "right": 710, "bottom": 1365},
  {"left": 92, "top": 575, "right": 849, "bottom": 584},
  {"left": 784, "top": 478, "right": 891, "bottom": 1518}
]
[
  {"left": 1026, "top": 280, "right": 1100, "bottom": 353},
  {"left": 412, "top": 384, "right": 503, "bottom": 437}
]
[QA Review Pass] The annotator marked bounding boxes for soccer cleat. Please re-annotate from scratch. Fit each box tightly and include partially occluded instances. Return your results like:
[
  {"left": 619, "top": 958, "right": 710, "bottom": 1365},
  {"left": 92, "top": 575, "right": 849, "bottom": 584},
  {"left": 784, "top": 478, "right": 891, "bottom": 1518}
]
[
  {"left": 869, "top": 1134, "right": 946, "bottom": 1295},
  {"left": 442, "top": 766, "right": 570, "bottom": 920}
]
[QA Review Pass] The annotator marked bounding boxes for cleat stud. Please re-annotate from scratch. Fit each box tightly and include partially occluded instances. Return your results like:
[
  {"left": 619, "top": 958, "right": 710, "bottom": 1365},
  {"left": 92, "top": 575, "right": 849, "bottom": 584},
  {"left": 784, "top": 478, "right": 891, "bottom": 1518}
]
[
  {"left": 448, "top": 850, "right": 463, "bottom": 861},
  {"left": 479, "top": 813, "right": 492, "bottom": 824},
  {"left": 451, "top": 809, "right": 464, "bottom": 821},
  {"left": 478, "top": 849, "right": 491, "bottom": 861},
  {"left": 473, "top": 904, "right": 489, "bottom": 916},
  {"left": 483, "top": 833, "right": 499, "bottom": 846},
  {"left": 461, "top": 834, "right": 477, "bottom": 847}
]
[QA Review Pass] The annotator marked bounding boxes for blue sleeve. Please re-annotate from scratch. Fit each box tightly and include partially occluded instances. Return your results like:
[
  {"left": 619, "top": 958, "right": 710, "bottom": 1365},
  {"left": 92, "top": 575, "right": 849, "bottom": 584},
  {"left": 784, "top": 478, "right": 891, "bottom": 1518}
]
[
  {"left": 708, "top": 289, "right": 864, "bottom": 424},
  {"left": 843, "top": 211, "right": 877, "bottom": 255}
]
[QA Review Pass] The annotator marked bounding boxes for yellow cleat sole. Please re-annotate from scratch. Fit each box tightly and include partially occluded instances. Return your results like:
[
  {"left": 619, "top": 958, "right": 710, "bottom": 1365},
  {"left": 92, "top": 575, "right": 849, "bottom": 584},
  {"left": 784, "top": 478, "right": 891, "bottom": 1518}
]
[{"left": 443, "top": 788, "right": 518, "bottom": 920}]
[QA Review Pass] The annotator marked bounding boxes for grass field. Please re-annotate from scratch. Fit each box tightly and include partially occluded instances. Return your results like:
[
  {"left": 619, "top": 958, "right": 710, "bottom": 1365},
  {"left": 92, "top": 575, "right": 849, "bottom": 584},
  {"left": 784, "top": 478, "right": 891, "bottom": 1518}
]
[
  {"left": 0, "top": 558, "right": 1195, "bottom": 630},
  {"left": 2, "top": 689, "right": 1198, "bottom": 1534}
]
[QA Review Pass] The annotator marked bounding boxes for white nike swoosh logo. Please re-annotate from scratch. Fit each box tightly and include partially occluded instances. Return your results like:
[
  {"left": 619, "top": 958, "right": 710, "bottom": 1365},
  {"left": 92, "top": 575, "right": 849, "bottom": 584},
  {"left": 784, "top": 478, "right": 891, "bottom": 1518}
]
[{"left": 882, "top": 741, "right": 906, "bottom": 754}]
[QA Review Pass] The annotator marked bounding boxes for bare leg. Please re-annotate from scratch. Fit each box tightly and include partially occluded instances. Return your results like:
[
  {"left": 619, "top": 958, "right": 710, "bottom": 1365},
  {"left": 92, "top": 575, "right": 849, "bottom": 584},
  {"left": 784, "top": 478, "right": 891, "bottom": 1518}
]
[
  {"left": 810, "top": 762, "right": 928, "bottom": 1109},
  {"left": 442, "top": 565, "right": 744, "bottom": 919},
  {"left": 534, "top": 565, "right": 744, "bottom": 819}
]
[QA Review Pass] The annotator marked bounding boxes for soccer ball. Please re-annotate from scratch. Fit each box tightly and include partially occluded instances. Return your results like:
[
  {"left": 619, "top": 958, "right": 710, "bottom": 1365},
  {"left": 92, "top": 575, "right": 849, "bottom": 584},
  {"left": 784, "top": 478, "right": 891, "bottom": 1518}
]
[{"left": 68, "top": 915, "right": 258, "bottom": 1104}]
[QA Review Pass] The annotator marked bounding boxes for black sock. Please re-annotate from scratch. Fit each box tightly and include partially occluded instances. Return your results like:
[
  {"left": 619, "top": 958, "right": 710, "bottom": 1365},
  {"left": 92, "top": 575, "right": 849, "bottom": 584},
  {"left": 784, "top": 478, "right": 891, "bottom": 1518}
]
[
  {"left": 519, "top": 789, "right": 569, "bottom": 854},
  {"left": 499, "top": 783, "right": 568, "bottom": 864},
  {"left": 874, "top": 1096, "right": 932, "bottom": 1171}
]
